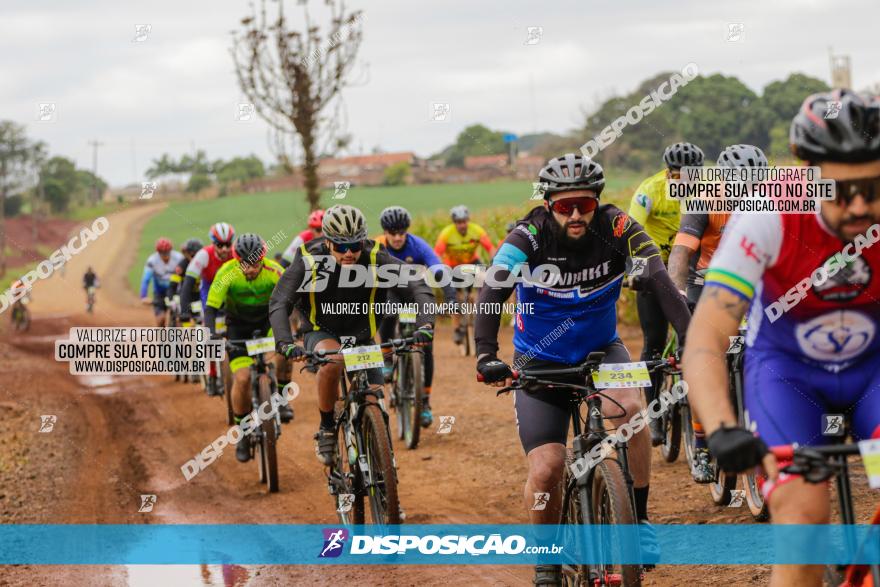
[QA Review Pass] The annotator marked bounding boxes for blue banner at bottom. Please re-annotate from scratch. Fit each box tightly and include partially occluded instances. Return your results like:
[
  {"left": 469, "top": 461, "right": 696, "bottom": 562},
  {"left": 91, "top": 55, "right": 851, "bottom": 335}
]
[{"left": 0, "top": 525, "right": 878, "bottom": 565}]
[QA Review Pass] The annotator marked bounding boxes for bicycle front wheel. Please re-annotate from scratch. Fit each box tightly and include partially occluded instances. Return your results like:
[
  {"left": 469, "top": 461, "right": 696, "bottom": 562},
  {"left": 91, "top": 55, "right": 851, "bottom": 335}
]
[
  {"left": 223, "top": 360, "right": 234, "bottom": 426},
  {"left": 361, "top": 404, "right": 401, "bottom": 524},
  {"left": 591, "top": 460, "right": 642, "bottom": 587},
  {"left": 256, "top": 374, "right": 279, "bottom": 493},
  {"left": 400, "top": 352, "right": 423, "bottom": 450}
]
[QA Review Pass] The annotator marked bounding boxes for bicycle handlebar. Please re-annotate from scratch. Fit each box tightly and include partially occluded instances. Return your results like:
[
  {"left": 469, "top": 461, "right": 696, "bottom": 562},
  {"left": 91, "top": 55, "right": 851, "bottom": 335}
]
[{"left": 301, "top": 337, "right": 418, "bottom": 366}]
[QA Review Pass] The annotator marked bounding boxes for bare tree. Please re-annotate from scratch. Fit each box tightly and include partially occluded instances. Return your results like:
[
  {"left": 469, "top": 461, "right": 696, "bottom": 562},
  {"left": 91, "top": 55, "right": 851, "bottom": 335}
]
[{"left": 232, "top": 0, "right": 364, "bottom": 210}]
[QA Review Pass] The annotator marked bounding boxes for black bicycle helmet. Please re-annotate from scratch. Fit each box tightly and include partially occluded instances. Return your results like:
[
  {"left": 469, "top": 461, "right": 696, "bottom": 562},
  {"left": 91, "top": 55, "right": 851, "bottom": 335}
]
[
  {"left": 182, "top": 238, "right": 204, "bottom": 255},
  {"left": 233, "top": 233, "right": 267, "bottom": 264},
  {"left": 537, "top": 153, "right": 605, "bottom": 198},
  {"left": 379, "top": 206, "right": 411, "bottom": 231},
  {"left": 790, "top": 89, "right": 880, "bottom": 163},
  {"left": 663, "top": 142, "right": 705, "bottom": 169},
  {"left": 716, "top": 144, "right": 768, "bottom": 168}
]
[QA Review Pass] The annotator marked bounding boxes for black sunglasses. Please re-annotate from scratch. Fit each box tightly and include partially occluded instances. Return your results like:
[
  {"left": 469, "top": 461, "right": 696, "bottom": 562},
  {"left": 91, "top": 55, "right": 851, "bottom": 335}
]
[
  {"left": 332, "top": 241, "right": 364, "bottom": 253},
  {"left": 835, "top": 177, "right": 880, "bottom": 205}
]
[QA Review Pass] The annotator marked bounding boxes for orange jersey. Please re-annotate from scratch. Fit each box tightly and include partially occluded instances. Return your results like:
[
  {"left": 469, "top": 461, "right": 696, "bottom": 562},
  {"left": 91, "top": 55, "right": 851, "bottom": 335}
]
[{"left": 434, "top": 223, "right": 495, "bottom": 266}]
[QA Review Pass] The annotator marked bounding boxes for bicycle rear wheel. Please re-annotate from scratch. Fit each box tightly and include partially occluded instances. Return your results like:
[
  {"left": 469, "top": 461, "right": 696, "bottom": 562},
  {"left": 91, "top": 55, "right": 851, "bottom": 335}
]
[
  {"left": 680, "top": 401, "right": 697, "bottom": 472},
  {"left": 361, "top": 403, "right": 401, "bottom": 524},
  {"left": 591, "top": 460, "right": 642, "bottom": 587},
  {"left": 744, "top": 470, "right": 769, "bottom": 520},
  {"left": 256, "top": 374, "right": 279, "bottom": 493},
  {"left": 659, "top": 379, "right": 681, "bottom": 463}
]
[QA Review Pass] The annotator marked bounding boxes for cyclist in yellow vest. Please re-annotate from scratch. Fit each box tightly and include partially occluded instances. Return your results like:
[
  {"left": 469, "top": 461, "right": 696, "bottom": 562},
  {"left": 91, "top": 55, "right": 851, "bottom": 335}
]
[{"left": 628, "top": 142, "right": 703, "bottom": 446}]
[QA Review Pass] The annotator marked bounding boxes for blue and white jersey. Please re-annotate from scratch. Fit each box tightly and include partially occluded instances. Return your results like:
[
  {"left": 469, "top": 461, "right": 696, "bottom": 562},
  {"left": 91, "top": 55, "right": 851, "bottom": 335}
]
[{"left": 140, "top": 251, "right": 184, "bottom": 298}]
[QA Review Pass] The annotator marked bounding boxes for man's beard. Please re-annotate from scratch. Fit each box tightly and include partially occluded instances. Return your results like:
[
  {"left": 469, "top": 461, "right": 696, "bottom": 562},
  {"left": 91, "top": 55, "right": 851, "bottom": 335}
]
[{"left": 555, "top": 219, "right": 590, "bottom": 249}]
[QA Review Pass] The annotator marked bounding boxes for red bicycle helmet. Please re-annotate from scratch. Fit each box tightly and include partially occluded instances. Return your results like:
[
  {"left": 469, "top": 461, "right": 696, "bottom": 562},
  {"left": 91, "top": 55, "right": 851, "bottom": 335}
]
[
  {"left": 155, "top": 238, "right": 173, "bottom": 253},
  {"left": 209, "top": 222, "right": 235, "bottom": 245},
  {"left": 308, "top": 209, "right": 325, "bottom": 229}
]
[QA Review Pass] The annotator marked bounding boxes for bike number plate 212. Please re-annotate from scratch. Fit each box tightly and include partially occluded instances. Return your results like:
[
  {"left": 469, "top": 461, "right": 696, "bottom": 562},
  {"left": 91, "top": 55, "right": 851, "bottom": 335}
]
[
  {"left": 342, "top": 345, "right": 384, "bottom": 372},
  {"left": 246, "top": 337, "right": 275, "bottom": 356},
  {"left": 592, "top": 362, "right": 651, "bottom": 389}
]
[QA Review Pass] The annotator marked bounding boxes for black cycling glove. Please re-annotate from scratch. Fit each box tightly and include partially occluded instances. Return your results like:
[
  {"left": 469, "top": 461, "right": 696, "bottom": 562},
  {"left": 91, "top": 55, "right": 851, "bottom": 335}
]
[
  {"left": 477, "top": 355, "right": 513, "bottom": 383},
  {"left": 413, "top": 327, "right": 434, "bottom": 345},
  {"left": 280, "top": 343, "right": 306, "bottom": 361},
  {"left": 707, "top": 426, "right": 768, "bottom": 473}
]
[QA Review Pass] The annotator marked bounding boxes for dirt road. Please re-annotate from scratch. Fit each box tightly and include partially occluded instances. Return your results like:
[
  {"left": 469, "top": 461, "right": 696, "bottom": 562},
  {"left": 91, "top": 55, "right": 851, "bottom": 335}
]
[{"left": 0, "top": 204, "right": 874, "bottom": 586}]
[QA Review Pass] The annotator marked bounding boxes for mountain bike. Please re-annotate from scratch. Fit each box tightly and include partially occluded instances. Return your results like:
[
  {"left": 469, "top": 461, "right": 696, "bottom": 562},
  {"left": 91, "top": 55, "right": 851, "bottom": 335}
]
[
  {"left": 389, "top": 310, "right": 424, "bottom": 449},
  {"left": 771, "top": 442, "right": 880, "bottom": 586},
  {"left": 305, "top": 338, "right": 415, "bottom": 525},
  {"left": 484, "top": 354, "right": 674, "bottom": 586},
  {"left": 11, "top": 299, "right": 30, "bottom": 332},
  {"left": 454, "top": 264, "right": 482, "bottom": 357},
  {"left": 227, "top": 333, "right": 282, "bottom": 493},
  {"left": 202, "top": 311, "right": 227, "bottom": 398},
  {"left": 651, "top": 334, "right": 687, "bottom": 465},
  {"left": 86, "top": 285, "right": 97, "bottom": 313}
]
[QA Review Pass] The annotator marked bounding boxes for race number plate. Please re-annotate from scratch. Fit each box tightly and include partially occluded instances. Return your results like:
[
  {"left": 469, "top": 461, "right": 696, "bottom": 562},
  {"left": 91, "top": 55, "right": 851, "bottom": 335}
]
[
  {"left": 858, "top": 439, "right": 880, "bottom": 489},
  {"left": 399, "top": 310, "right": 417, "bottom": 324},
  {"left": 215, "top": 315, "right": 227, "bottom": 334},
  {"left": 342, "top": 344, "right": 384, "bottom": 372},
  {"left": 592, "top": 362, "right": 652, "bottom": 389},
  {"left": 190, "top": 300, "right": 203, "bottom": 314},
  {"left": 245, "top": 337, "right": 275, "bottom": 356}
]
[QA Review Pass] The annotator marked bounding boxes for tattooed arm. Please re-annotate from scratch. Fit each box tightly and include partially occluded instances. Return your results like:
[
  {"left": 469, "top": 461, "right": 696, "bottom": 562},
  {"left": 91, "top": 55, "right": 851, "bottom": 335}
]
[{"left": 682, "top": 285, "right": 750, "bottom": 434}]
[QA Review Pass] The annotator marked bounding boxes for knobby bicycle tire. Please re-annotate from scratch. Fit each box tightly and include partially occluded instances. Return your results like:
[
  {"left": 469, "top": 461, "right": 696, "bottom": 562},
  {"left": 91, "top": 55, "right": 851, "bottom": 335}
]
[
  {"left": 402, "top": 352, "right": 424, "bottom": 449},
  {"left": 223, "top": 360, "right": 234, "bottom": 426},
  {"left": 660, "top": 374, "right": 682, "bottom": 463},
  {"left": 591, "top": 460, "right": 642, "bottom": 587},
  {"left": 257, "top": 374, "right": 279, "bottom": 493},
  {"left": 362, "top": 403, "right": 401, "bottom": 524}
]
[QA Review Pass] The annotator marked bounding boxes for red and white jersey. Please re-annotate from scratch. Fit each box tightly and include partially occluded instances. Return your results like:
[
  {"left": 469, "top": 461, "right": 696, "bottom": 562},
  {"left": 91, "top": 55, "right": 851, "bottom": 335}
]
[
  {"left": 706, "top": 211, "right": 880, "bottom": 371},
  {"left": 281, "top": 228, "right": 318, "bottom": 264},
  {"left": 185, "top": 244, "right": 229, "bottom": 285}
]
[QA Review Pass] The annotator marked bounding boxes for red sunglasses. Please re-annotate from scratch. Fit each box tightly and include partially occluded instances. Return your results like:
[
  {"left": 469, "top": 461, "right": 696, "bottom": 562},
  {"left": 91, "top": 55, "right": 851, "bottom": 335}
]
[{"left": 549, "top": 196, "right": 599, "bottom": 216}]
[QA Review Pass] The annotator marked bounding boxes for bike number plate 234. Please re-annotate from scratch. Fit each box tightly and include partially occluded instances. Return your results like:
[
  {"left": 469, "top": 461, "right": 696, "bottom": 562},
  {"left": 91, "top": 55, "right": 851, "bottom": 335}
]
[
  {"left": 246, "top": 337, "right": 275, "bottom": 356},
  {"left": 342, "top": 344, "right": 384, "bottom": 372},
  {"left": 592, "top": 362, "right": 651, "bottom": 389}
]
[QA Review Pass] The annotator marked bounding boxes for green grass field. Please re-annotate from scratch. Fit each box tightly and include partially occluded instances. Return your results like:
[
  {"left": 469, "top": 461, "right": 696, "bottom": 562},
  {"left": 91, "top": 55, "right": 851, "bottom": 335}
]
[{"left": 129, "top": 173, "right": 643, "bottom": 292}]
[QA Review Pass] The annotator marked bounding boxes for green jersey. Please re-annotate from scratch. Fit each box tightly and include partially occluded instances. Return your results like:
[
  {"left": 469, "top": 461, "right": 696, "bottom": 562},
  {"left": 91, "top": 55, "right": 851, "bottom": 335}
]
[{"left": 206, "top": 258, "right": 283, "bottom": 323}]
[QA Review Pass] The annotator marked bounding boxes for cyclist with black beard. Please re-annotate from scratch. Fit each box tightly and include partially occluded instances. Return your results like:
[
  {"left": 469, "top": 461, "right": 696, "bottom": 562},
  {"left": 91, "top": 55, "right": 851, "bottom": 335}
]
[{"left": 475, "top": 153, "right": 690, "bottom": 586}]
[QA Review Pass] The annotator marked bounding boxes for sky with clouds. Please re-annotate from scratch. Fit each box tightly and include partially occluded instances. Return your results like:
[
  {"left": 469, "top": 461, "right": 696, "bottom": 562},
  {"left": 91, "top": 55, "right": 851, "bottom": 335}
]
[{"left": 3, "top": 0, "right": 877, "bottom": 186}]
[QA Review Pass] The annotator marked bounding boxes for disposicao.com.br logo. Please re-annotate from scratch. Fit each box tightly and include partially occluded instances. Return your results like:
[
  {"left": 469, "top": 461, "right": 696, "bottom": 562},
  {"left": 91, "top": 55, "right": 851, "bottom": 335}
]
[{"left": 319, "top": 529, "right": 562, "bottom": 557}]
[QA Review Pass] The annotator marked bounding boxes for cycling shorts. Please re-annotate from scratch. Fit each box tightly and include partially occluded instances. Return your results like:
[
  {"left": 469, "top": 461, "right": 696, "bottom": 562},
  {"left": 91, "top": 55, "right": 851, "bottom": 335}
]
[
  {"left": 744, "top": 351, "right": 880, "bottom": 447},
  {"left": 513, "top": 338, "right": 631, "bottom": 454},
  {"left": 152, "top": 290, "right": 168, "bottom": 316},
  {"left": 227, "top": 317, "right": 272, "bottom": 373}
]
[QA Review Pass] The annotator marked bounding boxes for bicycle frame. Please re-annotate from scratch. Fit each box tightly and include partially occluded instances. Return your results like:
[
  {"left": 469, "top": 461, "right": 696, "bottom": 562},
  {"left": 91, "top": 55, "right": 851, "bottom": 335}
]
[
  {"left": 773, "top": 443, "right": 879, "bottom": 585},
  {"left": 333, "top": 370, "right": 392, "bottom": 496}
]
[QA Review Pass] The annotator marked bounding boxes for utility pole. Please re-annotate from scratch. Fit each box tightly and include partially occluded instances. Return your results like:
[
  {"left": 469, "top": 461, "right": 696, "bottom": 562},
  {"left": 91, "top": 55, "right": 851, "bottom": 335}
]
[{"left": 88, "top": 139, "right": 104, "bottom": 204}]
